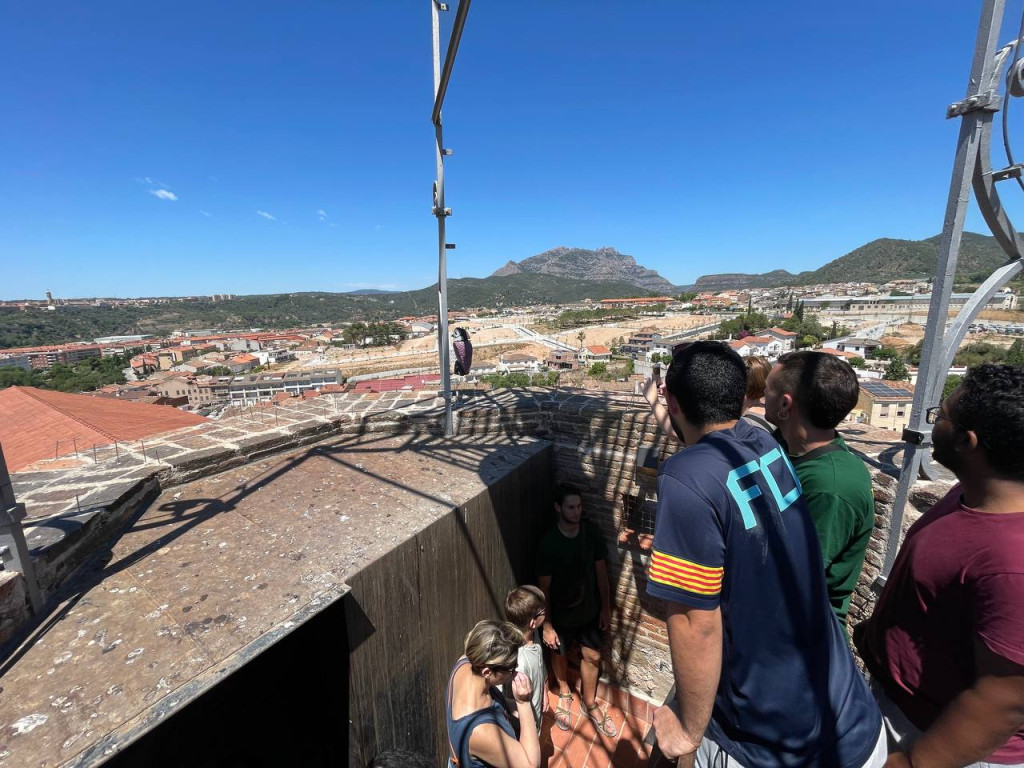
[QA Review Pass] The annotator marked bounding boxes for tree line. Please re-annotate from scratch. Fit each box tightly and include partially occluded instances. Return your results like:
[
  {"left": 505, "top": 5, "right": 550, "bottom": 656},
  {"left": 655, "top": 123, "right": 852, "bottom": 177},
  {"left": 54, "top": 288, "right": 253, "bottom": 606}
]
[{"left": 0, "top": 350, "right": 140, "bottom": 393}]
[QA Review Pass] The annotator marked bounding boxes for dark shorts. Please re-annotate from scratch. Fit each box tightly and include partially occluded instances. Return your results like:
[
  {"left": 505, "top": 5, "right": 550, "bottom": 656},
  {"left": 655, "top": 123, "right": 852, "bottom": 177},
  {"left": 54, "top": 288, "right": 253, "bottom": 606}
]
[{"left": 553, "top": 617, "right": 604, "bottom": 655}]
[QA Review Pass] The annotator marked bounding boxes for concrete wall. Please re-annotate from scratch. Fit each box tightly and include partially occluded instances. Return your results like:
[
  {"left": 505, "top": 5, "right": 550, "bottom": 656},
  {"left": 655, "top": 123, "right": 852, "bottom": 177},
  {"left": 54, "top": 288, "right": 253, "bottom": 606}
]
[{"left": 345, "top": 442, "right": 554, "bottom": 766}]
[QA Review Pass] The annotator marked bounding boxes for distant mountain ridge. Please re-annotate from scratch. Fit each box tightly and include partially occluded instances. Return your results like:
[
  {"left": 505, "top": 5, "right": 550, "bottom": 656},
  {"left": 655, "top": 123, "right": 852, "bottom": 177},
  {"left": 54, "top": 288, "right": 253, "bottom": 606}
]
[
  {"left": 689, "top": 231, "right": 1013, "bottom": 291},
  {"left": 493, "top": 246, "right": 676, "bottom": 293}
]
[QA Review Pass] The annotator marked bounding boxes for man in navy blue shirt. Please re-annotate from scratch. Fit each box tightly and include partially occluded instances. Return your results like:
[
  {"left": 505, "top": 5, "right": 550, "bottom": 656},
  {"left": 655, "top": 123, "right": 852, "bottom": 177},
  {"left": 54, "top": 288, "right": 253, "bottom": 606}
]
[{"left": 649, "top": 341, "right": 884, "bottom": 768}]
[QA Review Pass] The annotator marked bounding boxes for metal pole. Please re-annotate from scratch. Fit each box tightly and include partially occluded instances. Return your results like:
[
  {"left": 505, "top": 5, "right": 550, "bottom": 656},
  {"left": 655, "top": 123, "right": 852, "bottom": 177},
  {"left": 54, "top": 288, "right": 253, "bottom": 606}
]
[
  {"left": 880, "top": 0, "right": 1006, "bottom": 585},
  {"left": 0, "top": 442, "right": 44, "bottom": 612},
  {"left": 430, "top": 0, "right": 471, "bottom": 439},
  {"left": 432, "top": 0, "right": 453, "bottom": 437}
]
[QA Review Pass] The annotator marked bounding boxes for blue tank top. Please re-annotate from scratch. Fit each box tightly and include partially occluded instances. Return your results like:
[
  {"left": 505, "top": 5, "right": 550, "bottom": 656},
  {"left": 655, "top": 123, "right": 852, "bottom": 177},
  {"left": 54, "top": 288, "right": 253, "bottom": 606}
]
[{"left": 445, "top": 657, "right": 517, "bottom": 768}]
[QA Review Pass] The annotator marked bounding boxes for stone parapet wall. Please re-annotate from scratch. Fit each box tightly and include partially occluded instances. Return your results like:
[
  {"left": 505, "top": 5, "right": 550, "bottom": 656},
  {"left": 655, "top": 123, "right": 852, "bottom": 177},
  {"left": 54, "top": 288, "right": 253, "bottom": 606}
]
[{"left": 2, "top": 387, "right": 953, "bottom": 701}]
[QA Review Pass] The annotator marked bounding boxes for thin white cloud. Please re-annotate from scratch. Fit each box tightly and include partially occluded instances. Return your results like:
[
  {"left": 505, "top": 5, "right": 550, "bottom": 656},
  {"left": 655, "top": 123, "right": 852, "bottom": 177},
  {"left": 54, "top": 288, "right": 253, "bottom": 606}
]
[
  {"left": 257, "top": 210, "right": 276, "bottom": 221},
  {"left": 150, "top": 189, "right": 178, "bottom": 201},
  {"left": 136, "top": 176, "right": 169, "bottom": 188},
  {"left": 317, "top": 209, "right": 328, "bottom": 221},
  {"left": 199, "top": 210, "right": 212, "bottom": 217}
]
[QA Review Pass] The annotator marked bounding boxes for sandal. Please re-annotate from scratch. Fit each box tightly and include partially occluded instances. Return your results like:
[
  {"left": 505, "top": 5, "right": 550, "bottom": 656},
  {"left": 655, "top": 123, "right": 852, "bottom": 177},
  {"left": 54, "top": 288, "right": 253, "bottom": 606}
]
[
  {"left": 554, "top": 693, "right": 573, "bottom": 731},
  {"left": 586, "top": 703, "right": 618, "bottom": 738}
]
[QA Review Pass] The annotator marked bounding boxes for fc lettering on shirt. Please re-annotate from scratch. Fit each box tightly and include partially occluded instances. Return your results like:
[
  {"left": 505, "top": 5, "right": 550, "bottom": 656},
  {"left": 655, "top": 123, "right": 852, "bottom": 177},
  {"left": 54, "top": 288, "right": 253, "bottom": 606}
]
[{"left": 726, "top": 447, "right": 802, "bottom": 530}]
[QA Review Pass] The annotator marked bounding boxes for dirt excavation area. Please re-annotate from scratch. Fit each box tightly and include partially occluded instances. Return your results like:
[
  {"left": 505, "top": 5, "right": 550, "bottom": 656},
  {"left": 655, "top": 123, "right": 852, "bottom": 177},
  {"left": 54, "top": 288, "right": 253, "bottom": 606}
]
[
  {"left": 294, "top": 313, "right": 714, "bottom": 377},
  {"left": 546, "top": 315, "right": 710, "bottom": 349}
]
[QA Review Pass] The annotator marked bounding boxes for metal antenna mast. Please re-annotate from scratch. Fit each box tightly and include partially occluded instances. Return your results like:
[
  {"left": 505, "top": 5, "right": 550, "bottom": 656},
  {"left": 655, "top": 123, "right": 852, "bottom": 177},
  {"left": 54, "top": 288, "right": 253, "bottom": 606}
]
[
  {"left": 880, "top": 0, "right": 1024, "bottom": 584},
  {"left": 430, "top": 0, "right": 471, "bottom": 438}
]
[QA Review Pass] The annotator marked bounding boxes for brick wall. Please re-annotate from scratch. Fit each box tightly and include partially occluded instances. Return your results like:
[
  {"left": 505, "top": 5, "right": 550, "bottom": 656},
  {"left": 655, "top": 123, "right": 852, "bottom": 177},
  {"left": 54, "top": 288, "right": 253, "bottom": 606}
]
[
  {"left": 457, "top": 389, "right": 956, "bottom": 703},
  {"left": 458, "top": 390, "right": 678, "bottom": 701}
]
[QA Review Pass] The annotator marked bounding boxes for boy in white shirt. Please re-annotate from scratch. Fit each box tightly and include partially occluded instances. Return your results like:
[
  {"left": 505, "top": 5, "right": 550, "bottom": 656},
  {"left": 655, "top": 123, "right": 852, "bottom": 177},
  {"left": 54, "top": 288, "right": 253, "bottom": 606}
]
[{"left": 503, "top": 585, "right": 548, "bottom": 734}]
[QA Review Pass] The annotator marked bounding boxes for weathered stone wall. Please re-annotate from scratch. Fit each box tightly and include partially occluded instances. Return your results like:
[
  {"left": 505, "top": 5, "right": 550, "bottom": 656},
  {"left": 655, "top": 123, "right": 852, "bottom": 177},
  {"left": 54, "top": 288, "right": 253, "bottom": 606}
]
[
  {"left": 847, "top": 469, "right": 954, "bottom": 629},
  {"left": 3, "top": 387, "right": 952, "bottom": 704}
]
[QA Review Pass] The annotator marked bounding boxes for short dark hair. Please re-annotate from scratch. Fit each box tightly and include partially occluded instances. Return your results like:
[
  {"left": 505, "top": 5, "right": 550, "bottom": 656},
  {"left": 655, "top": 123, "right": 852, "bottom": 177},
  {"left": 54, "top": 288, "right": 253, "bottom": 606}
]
[
  {"left": 368, "top": 749, "right": 435, "bottom": 768},
  {"left": 554, "top": 482, "right": 582, "bottom": 506},
  {"left": 951, "top": 363, "right": 1024, "bottom": 479},
  {"left": 665, "top": 341, "right": 746, "bottom": 426},
  {"left": 773, "top": 351, "right": 858, "bottom": 429}
]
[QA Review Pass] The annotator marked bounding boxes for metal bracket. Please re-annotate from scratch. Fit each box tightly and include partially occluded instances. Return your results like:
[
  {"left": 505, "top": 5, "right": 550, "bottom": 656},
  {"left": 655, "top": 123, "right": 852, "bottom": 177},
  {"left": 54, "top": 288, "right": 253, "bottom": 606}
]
[
  {"left": 445, "top": 243, "right": 456, "bottom": 249},
  {"left": 947, "top": 90, "right": 1000, "bottom": 118},
  {"left": 990, "top": 164, "right": 1024, "bottom": 181},
  {"left": 431, "top": 207, "right": 452, "bottom": 217},
  {"left": 900, "top": 427, "right": 930, "bottom": 446},
  {"left": 442, "top": 148, "right": 453, "bottom": 156}
]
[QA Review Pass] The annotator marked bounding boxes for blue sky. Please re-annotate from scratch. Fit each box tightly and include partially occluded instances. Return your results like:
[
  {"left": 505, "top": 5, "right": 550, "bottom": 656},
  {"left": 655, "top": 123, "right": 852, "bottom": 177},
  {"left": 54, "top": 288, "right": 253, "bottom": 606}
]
[{"left": 1, "top": 1, "right": 1020, "bottom": 299}]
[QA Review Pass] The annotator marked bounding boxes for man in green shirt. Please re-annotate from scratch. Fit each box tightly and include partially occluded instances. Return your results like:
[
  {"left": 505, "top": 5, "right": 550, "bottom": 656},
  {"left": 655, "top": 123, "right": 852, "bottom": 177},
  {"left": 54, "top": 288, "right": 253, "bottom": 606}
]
[{"left": 764, "top": 351, "right": 875, "bottom": 622}]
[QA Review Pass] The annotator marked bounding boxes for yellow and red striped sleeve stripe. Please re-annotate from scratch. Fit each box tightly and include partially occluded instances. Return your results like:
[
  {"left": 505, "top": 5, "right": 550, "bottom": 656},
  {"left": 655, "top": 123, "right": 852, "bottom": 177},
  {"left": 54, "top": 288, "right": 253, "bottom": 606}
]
[{"left": 648, "top": 549, "right": 724, "bottom": 596}]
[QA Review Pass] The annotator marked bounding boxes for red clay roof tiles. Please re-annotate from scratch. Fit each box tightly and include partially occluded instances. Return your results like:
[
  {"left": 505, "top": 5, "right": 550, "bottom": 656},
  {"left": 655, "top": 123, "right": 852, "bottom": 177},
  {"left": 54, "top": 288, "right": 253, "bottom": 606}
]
[{"left": 0, "top": 386, "right": 206, "bottom": 472}]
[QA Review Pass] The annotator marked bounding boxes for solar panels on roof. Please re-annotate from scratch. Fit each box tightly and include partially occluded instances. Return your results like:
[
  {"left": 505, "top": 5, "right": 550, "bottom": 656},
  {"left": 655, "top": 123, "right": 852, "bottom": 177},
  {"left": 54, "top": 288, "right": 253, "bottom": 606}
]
[{"left": 861, "top": 381, "right": 913, "bottom": 398}]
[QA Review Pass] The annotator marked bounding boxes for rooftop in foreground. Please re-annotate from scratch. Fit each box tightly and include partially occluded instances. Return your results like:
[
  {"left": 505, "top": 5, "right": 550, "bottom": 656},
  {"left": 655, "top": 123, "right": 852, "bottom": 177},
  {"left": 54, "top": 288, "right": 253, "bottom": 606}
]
[{"left": 0, "top": 429, "right": 548, "bottom": 766}]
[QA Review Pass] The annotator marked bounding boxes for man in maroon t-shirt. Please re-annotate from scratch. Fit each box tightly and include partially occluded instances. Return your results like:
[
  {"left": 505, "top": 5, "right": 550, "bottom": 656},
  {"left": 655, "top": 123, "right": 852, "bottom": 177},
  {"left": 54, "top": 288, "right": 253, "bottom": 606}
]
[{"left": 856, "top": 364, "right": 1024, "bottom": 767}]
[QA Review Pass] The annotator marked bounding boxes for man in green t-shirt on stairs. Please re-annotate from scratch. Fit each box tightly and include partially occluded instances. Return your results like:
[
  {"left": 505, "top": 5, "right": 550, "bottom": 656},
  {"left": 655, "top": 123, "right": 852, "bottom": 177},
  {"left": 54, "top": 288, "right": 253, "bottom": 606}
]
[{"left": 764, "top": 351, "right": 875, "bottom": 623}]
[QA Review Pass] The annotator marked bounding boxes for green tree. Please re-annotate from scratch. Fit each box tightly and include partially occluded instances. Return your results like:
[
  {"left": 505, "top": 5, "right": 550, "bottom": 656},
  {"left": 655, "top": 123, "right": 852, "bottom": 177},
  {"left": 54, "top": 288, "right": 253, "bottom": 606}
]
[
  {"left": 588, "top": 362, "right": 608, "bottom": 377},
  {"left": 883, "top": 356, "right": 910, "bottom": 381},
  {"left": 482, "top": 372, "right": 531, "bottom": 389},
  {"left": 0, "top": 366, "right": 44, "bottom": 389},
  {"left": 530, "top": 371, "right": 560, "bottom": 387},
  {"left": 1007, "top": 339, "right": 1024, "bottom": 367},
  {"left": 203, "top": 366, "right": 234, "bottom": 377},
  {"left": 714, "top": 312, "right": 771, "bottom": 340},
  {"left": 625, "top": 359, "right": 635, "bottom": 376},
  {"left": 848, "top": 356, "right": 866, "bottom": 369},
  {"left": 800, "top": 334, "right": 819, "bottom": 349},
  {"left": 954, "top": 342, "right": 1007, "bottom": 368},
  {"left": 942, "top": 374, "right": 963, "bottom": 400}
]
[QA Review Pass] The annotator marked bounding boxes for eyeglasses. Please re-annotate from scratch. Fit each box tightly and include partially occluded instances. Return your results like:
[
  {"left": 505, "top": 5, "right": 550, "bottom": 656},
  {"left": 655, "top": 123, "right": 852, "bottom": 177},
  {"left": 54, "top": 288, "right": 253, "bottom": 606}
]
[
  {"left": 925, "top": 406, "right": 950, "bottom": 425},
  {"left": 533, "top": 609, "right": 546, "bottom": 619},
  {"left": 491, "top": 663, "right": 518, "bottom": 675}
]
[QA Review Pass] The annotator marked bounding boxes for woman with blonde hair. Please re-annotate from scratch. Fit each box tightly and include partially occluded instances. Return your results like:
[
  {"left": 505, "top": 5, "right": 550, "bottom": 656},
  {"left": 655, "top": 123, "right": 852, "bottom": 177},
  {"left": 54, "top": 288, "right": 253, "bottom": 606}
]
[
  {"left": 740, "top": 355, "right": 773, "bottom": 431},
  {"left": 445, "top": 620, "right": 541, "bottom": 768}
]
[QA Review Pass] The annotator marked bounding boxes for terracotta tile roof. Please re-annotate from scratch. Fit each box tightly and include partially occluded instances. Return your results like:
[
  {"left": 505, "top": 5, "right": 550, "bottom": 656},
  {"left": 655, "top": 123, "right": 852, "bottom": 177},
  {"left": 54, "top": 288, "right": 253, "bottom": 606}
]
[
  {"left": 820, "top": 347, "right": 859, "bottom": 359},
  {"left": 351, "top": 374, "right": 441, "bottom": 393},
  {"left": 0, "top": 386, "right": 206, "bottom": 472},
  {"left": 586, "top": 346, "right": 612, "bottom": 354}
]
